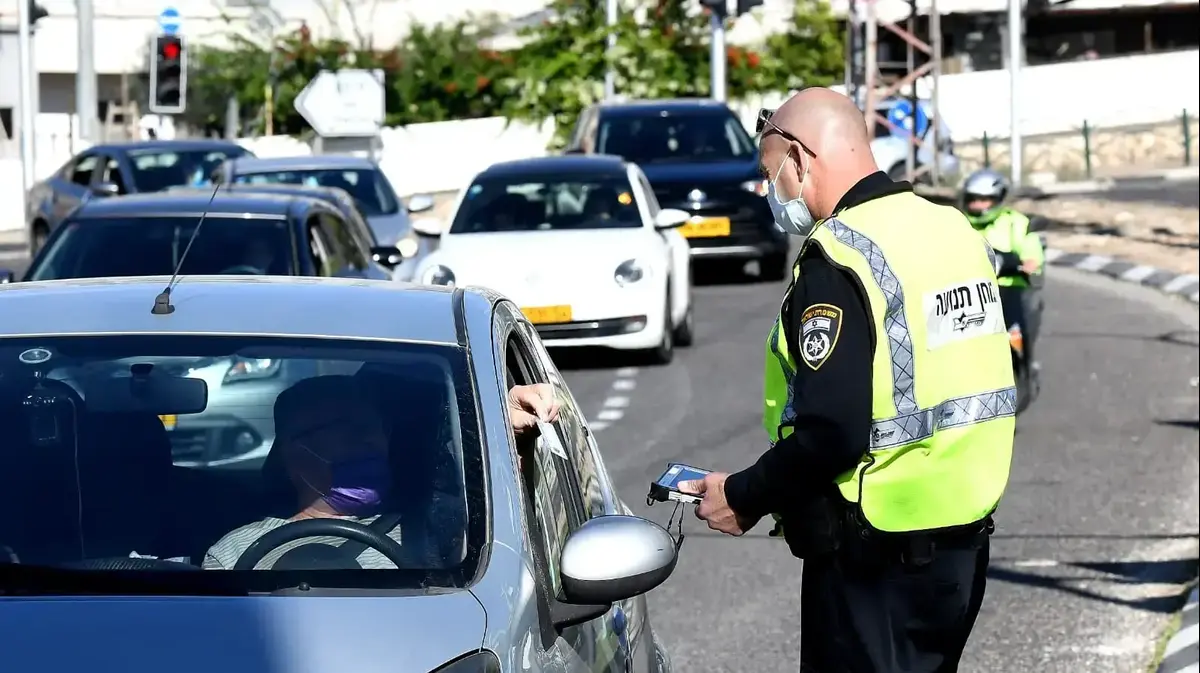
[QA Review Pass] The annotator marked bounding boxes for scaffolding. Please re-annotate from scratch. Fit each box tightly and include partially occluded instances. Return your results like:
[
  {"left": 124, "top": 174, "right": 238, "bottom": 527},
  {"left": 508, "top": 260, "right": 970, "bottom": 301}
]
[{"left": 846, "top": 0, "right": 945, "bottom": 185}]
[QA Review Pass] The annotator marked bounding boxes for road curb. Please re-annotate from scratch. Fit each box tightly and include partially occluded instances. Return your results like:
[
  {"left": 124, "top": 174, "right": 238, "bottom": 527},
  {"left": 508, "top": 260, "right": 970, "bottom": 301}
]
[
  {"left": 1157, "top": 586, "right": 1199, "bottom": 673},
  {"left": 1045, "top": 249, "right": 1200, "bottom": 305}
]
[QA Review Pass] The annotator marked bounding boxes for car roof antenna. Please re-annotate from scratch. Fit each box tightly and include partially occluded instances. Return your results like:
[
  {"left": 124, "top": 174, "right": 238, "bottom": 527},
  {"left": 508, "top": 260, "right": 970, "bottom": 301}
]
[{"left": 152, "top": 181, "right": 223, "bottom": 315}]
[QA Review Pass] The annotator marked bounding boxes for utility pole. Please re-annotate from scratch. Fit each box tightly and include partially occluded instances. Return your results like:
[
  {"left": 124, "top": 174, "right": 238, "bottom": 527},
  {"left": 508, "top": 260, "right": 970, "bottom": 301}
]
[
  {"left": 1007, "top": 0, "right": 1023, "bottom": 188},
  {"left": 859, "top": 0, "right": 943, "bottom": 184},
  {"left": 76, "top": 0, "right": 97, "bottom": 144},
  {"left": 18, "top": 0, "right": 36, "bottom": 195},
  {"left": 604, "top": 0, "right": 618, "bottom": 99},
  {"left": 709, "top": 5, "right": 727, "bottom": 102}
]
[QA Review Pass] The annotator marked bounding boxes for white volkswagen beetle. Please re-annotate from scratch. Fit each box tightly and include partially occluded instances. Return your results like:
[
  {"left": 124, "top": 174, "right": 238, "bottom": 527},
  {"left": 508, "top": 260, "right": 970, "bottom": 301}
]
[{"left": 409, "top": 155, "right": 695, "bottom": 364}]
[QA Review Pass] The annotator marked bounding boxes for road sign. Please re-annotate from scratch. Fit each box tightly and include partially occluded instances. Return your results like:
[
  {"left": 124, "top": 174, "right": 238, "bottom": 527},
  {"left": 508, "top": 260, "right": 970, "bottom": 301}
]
[
  {"left": 159, "top": 6, "right": 181, "bottom": 34},
  {"left": 886, "top": 99, "right": 930, "bottom": 139},
  {"left": 294, "top": 69, "right": 386, "bottom": 138}
]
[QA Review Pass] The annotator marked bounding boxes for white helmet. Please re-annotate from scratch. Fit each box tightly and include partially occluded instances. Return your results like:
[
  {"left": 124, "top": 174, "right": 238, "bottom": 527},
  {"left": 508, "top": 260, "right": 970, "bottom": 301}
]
[{"left": 960, "top": 169, "right": 1009, "bottom": 224}]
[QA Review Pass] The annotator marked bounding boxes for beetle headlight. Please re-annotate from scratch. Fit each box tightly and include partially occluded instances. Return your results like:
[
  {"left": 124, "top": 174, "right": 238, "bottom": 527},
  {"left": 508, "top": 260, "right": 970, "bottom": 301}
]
[
  {"left": 614, "top": 259, "right": 645, "bottom": 286},
  {"left": 421, "top": 264, "right": 456, "bottom": 286},
  {"left": 396, "top": 236, "right": 419, "bottom": 258},
  {"left": 741, "top": 179, "right": 768, "bottom": 196}
]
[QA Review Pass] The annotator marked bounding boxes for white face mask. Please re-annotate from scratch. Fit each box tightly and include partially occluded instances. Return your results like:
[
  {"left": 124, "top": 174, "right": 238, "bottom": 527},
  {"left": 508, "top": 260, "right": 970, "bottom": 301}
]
[{"left": 767, "top": 151, "right": 816, "bottom": 237}]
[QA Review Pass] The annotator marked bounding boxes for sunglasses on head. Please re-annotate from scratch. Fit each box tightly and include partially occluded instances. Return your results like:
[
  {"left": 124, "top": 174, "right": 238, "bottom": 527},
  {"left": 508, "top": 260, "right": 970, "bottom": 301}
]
[{"left": 756, "top": 108, "right": 817, "bottom": 157}]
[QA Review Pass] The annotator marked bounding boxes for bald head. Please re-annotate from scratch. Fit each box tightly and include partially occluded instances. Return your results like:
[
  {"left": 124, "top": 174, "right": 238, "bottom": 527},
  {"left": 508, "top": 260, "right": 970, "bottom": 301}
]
[{"left": 759, "top": 87, "right": 880, "bottom": 222}]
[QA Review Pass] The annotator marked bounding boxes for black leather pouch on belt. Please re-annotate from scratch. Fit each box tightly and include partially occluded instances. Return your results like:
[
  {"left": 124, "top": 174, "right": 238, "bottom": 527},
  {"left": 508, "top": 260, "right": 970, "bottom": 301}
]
[{"left": 777, "top": 495, "right": 843, "bottom": 559}]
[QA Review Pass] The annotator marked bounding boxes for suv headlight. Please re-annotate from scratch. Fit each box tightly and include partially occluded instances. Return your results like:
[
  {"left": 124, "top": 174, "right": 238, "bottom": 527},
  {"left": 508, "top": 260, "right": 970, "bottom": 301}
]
[
  {"left": 430, "top": 650, "right": 500, "bottom": 673},
  {"left": 614, "top": 258, "right": 646, "bottom": 286},
  {"left": 741, "top": 179, "right": 768, "bottom": 196},
  {"left": 422, "top": 264, "right": 456, "bottom": 286},
  {"left": 223, "top": 357, "right": 280, "bottom": 384}
]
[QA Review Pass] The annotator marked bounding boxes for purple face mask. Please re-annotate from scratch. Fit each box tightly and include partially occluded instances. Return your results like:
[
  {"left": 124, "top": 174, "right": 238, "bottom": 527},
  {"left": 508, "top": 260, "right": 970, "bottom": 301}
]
[{"left": 322, "top": 455, "right": 391, "bottom": 517}]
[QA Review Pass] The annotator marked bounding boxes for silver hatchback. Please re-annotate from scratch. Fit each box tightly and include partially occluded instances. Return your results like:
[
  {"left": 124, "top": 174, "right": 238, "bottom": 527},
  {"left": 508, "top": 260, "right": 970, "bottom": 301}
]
[{"left": 0, "top": 276, "right": 677, "bottom": 673}]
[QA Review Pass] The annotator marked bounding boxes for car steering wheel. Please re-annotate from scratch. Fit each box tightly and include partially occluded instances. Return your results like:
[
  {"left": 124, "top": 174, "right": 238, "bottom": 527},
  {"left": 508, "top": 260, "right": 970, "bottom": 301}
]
[
  {"left": 218, "top": 264, "right": 266, "bottom": 275},
  {"left": 232, "top": 518, "right": 409, "bottom": 570}
]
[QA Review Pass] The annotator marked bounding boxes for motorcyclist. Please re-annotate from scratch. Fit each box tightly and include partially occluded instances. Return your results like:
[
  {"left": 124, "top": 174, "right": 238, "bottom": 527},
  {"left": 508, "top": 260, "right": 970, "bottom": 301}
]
[{"left": 960, "top": 168, "right": 1046, "bottom": 369}]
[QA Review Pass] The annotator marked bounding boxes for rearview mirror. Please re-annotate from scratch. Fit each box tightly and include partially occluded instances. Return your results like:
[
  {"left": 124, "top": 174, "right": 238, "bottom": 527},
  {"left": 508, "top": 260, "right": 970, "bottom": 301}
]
[
  {"left": 654, "top": 208, "right": 691, "bottom": 230},
  {"left": 557, "top": 515, "right": 677, "bottom": 611},
  {"left": 80, "top": 370, "right": 208, "bottom": 415},
  {"left": 91, "top": 182, "right": 120, "bottom": 197},
  {"left": 0, "top": 269, "right": 13, "bottom": 284},
  {"left": 406, "top": 194, "right": 435, "bottom": 214},
  {"left": 410, "top": 218, "right": 443, "bottom": 238}
]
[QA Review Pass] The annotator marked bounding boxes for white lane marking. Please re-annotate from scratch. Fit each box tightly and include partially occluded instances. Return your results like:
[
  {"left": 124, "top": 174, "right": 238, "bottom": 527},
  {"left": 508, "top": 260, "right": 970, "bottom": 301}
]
[
  {"left": 1012, "top": 558, "right": 1060, "bottom": 567},
  {"left": 1119, "top": 265, "right": 1159, "bottom": 283},
  {"left": 0, "top": 252, "right": 26, "bottom": 261},
  {"left": 590, "top": 367, "right": 640, "bottom": 433},
  {"left": 1076, "top": 255, "right": 1114, "bottom": 272},
  {"left": 1164, "top": 623, "right": 1199, "bottom": 659},
  {"left": 1044, "top": 248, "right": 1065, "bottom": 263},
  {"left": 1161, "top": 274, "right": 1200, "bottom": 294}
]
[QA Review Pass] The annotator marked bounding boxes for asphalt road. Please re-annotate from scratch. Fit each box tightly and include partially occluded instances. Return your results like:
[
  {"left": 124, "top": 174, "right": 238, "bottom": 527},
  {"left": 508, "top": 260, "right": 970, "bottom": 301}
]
[{"left": 554, "top": 261, "right": 1200, "bottom": 673}]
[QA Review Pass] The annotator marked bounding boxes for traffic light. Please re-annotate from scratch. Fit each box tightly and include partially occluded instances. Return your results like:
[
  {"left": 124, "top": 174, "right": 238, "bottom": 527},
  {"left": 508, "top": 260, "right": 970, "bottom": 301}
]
[{"left": 149, "top": 34, "right": 187, "bottom": 114}]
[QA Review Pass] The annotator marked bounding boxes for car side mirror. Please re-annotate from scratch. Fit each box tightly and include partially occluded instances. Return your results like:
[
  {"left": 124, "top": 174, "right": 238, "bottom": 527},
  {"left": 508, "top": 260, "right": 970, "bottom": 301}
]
[
  {"left": 91, "top": 182, "right": 120, "bottom": 197},
  {"left": 654, "top": 208, "right": 691, "bottom": 230},
  {"left": 406, "top": 194, "right": 435, "bottom": 214},
  {"left": 551, "top": 515, "right": 678, "bottom": 630},
  {"left": 0, "top": 269, "right": 14, "bottom": 284},
  {"left": 410, "top": 218, "right": 443, "bottom": 238}
]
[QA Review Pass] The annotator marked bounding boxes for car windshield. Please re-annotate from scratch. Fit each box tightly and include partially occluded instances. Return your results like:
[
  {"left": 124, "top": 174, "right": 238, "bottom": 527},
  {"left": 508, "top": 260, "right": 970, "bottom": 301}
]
[
  {"left": 450, "top": 175, "right": 641, "bottom": 234},
  {"left": 127, "top": 148, "right": 249, "bottom": 192},
  {"left": 0, "top": 335, "right": 482, "bottom": 593},
  {"left": 27, "top": 216, "right": 297, "bottom": 281},
  {"left": 233, "top": 169, "right": 400, "bottom": 217},
  {"left": 596, "top": 110, "right": 757, "bottom": 164}
]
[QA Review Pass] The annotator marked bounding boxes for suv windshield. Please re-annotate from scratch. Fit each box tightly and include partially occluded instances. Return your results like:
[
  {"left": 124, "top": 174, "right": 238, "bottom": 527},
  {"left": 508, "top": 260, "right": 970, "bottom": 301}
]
[
  {"left": 233, "top": 169, "right": 400, "bottom": 217},
  {"left": 127, "top": 147, "right": 249, "bottom": 192},
  {"left": 597, "top": 110, "right": 757, "bottom": 164},
  {"left": 450, "top": 175, "right": 641, "bottom": 234},
  {"left": 28, "top": 216, "right": 297, "bottom": 281},
  {"left": 0, "top": 335, "right": 482, "bottom": 592}
]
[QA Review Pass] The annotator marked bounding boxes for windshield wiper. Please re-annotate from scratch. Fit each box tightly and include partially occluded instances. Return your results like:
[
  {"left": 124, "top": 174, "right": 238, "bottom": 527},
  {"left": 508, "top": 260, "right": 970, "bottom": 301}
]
[{"left": 0, "top": 563, "right": 247, "bottom": 597}]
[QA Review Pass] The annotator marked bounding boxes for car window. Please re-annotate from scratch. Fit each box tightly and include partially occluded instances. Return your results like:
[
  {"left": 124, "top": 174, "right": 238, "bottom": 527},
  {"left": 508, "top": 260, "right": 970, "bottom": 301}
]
[
  {"left": 306, "top": 216, "right": 334, "bottom": 276},
  {"left": 450, "top": 174, "right": 641, "bottom": 234},
  {"left": 0, "top": 334, "right": 482, "bottom": 589},
  {"left": 521, "top": 324, "right": 606, "bottom": 519},
  {"left": 28, "top": 216, "right": 296, "bottom": 281},
  {"left": 316, "top": 210, "right": 369, "bottom": 272},
  {"left": 597, "top": 109, "right": 756, "bottom": 165},
  {"left": 67, "top": 155, "right": 99, "bottom": 187},
  {"left": 125, "top": 148, "right": 249, "bottom": 192},
  {"left": 233, "top": 168, "right": 400, "bottom": 217},
  {"left": 98, "top": 156, "right": 128, "bottom": 194}
]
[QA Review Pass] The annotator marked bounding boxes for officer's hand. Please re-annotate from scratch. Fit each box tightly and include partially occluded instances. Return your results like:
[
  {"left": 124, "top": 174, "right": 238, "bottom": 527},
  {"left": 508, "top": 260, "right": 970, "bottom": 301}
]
[
  {"left": 1020, "top": 258, "right": 1041, "bottom": 275},
  {"left": 678, "top": 473, "right": 756, "bottom": 537}
]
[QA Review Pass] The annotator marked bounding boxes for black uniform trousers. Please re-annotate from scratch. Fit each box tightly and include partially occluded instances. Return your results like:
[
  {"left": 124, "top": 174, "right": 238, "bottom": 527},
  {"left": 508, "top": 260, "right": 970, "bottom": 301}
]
[{"left": 797, "top": 523, "right": 990, "bottom": 673}]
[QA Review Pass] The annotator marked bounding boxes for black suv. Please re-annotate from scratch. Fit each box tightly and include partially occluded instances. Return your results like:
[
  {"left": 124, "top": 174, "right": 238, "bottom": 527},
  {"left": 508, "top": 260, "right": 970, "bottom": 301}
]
[{"left": 566, "top": 98, "right": 789, "bottom": 279}]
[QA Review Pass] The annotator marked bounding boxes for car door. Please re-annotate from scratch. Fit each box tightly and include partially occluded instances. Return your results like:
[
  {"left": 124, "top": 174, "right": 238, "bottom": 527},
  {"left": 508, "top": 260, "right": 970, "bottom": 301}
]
[
  {"left": 632, "top": 167, "right": 689, "bottom": 326},
  {"left": 521, "top": 322, "right": 653, "bottom": 673},
  {"left": 51, "top": 153, "right": 100, "bottom": 224}
]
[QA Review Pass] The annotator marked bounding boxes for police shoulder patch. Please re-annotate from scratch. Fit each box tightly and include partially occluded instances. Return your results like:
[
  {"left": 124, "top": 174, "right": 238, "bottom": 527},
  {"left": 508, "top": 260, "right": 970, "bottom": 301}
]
[{"left": 799, "top": 303, "right": 843, "bottom": 371}]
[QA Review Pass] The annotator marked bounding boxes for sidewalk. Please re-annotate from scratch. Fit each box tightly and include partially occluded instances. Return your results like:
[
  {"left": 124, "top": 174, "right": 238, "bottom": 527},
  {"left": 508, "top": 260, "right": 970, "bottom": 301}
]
[{"left": 1158, "top": 587, "right": 1199, "bottom": 673}]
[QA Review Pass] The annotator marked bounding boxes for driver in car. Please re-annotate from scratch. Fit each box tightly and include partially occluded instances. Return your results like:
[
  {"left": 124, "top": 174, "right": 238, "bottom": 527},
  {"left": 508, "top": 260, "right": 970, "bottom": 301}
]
[{"left": 202, "top": 375, "right": 559, "bottom": 570}]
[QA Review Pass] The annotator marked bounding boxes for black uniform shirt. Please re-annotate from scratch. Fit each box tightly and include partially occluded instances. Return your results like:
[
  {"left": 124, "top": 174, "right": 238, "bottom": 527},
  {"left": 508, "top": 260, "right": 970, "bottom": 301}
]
[{"left": 724, "top": 172, "right": 913, "bottom": 520}]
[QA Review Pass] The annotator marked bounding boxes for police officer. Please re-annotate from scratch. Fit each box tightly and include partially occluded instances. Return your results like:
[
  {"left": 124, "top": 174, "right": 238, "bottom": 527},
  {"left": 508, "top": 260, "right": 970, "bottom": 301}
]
[
  {"left": 679, "top": 88, "right": 1017, "bottom": 672},
  {"left": 960, "top": 168, "right": 1046, "bottom": 369}
]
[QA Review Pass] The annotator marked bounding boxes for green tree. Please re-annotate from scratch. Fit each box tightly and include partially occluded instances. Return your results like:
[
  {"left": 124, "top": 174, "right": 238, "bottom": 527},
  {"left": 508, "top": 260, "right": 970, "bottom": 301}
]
[{"left": 761, "top": 0, "right": 845, "bottom": 92}]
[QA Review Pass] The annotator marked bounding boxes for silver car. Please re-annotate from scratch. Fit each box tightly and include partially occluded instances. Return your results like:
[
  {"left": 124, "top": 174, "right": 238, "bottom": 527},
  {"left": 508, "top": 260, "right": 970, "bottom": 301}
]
[
  {"left": 0, "top": 276, "right": 677, "bottom": 673},
  {"left": 214, "top": 155, "right": 435, "bottom": 249}
]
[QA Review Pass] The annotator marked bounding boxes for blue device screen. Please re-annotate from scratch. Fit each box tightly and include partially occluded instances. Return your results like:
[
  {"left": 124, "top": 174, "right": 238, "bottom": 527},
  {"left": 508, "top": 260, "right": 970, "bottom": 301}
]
[{"left": 656, "top": 463, "right": 711, "bottom": 490}]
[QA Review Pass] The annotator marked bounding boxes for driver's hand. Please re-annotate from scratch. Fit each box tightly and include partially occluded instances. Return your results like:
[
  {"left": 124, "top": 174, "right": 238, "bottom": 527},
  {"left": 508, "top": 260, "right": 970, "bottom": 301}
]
[{"left": 508, "top": 383, "right": 560, "bottom": 436}]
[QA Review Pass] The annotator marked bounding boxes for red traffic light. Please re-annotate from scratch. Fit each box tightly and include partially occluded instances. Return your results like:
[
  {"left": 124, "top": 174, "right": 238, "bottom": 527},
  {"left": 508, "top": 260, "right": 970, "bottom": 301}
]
[
  {"left": 163, "top": 42, "right": 179, "bottom": 60},
  {"left": 158, "top": 36, "right": 183, "bottom": 61}
]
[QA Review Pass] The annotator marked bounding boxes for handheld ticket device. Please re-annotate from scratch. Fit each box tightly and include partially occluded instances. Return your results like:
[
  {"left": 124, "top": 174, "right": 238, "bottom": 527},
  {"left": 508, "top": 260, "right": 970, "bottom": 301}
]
[
  {"left": 646, "top": 462, "right": 711, "bottom": 551},
  {"left": 647, "top": 463, "right": 711, "bottom": 506}
]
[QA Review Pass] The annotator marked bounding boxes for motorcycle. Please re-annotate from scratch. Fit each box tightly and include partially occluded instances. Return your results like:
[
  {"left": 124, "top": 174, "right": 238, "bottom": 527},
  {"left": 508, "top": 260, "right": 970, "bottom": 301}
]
[{"left": 995, "top": 251, "right": 1044, "bottom": 415}]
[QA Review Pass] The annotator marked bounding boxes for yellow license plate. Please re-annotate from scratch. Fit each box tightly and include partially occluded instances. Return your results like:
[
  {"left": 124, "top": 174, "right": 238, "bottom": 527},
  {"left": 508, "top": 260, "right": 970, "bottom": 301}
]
[
  {"left": 159, "top": 414, "right": 177, "bottom": 430},
  {"left": 679, "top": 216, "right": 731, "bottom": 238},
  {"left": 522, "top": 305, "right": 573, "bottom": 324}
]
